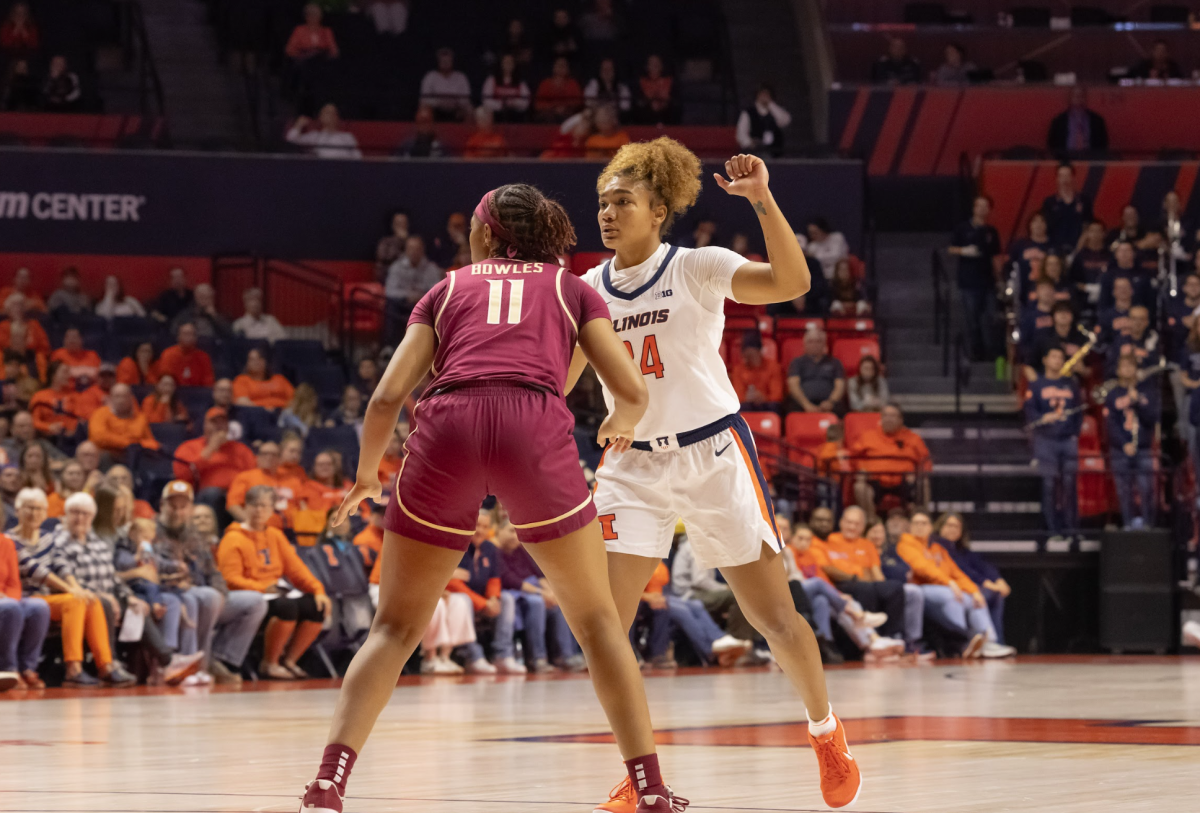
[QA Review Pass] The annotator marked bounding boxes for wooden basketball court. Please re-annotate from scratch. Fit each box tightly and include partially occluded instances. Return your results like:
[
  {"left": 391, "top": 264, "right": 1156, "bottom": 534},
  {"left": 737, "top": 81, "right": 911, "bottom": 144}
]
[{"left": 2, "top": 656, "right": 1197, "bottom": 813}]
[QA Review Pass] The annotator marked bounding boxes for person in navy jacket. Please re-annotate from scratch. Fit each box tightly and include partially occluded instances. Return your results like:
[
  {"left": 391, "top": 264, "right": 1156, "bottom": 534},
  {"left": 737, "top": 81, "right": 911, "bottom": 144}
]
[
  {"left": 1025, "top": 346, "right": 1084, "bottom": 542},
  {"left": 1105, "top": 355, "right": 1160, "bottom": 529}
]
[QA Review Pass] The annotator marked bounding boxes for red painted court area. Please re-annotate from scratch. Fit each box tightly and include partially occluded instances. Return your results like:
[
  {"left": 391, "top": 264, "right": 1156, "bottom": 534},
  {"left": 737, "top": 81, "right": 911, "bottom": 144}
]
[{"left": 522, "top": 716, "right": 1200, "bottom": 748}]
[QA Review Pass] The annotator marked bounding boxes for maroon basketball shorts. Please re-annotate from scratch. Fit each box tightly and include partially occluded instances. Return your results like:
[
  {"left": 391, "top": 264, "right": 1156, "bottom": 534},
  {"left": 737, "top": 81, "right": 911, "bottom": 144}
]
[{"left": 384, "top": 382, "right": 596, "bottom": 549}]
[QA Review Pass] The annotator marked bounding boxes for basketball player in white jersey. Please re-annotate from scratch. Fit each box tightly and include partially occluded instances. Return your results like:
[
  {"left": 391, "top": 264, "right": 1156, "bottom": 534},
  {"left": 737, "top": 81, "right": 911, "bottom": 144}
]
[{"left": 569, "top": 139, "right": 862, "bottom": 811}]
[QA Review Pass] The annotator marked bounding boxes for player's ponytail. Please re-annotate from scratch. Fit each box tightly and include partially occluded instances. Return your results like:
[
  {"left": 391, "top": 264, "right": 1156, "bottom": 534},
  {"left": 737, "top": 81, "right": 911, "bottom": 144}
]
[{"left": 482, "top": 184, "right": 578, "bottom": 264}]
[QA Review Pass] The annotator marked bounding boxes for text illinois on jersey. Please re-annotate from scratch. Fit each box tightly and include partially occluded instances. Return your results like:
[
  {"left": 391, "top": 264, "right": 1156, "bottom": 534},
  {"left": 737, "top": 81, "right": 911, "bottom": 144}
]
[{"left": 613, "top": 309, "right": 670, "bottom": 333}]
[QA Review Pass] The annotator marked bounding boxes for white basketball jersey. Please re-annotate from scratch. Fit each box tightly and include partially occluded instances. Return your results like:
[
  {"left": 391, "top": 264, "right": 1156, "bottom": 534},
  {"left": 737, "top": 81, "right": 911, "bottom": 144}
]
[{"left": 582, "top": 242, "right": 746, "bottom": 445}]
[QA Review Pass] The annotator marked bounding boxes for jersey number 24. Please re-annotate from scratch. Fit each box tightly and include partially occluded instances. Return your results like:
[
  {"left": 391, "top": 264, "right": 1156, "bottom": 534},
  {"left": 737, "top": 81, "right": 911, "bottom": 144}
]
[{"left": 623, "top": 334, "right": 665, "bottom": 379}]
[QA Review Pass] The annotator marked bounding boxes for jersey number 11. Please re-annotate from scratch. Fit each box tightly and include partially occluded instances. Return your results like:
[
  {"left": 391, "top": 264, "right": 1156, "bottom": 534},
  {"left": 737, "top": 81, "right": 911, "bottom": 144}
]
[{"left": 486, "top": 279, "right": 524, "bottom": 325}]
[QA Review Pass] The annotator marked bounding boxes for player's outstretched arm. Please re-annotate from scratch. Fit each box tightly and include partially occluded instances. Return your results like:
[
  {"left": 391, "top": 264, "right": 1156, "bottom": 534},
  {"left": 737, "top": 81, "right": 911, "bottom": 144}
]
[
  {"left": 716, "top": 154, "right": 812, "bottom": 306},
  {"left": 578, "top": 317, "right": 647, "bottom": 453},
  {"left": 332, "top": 324, "right": 436, "bottom": 525}
]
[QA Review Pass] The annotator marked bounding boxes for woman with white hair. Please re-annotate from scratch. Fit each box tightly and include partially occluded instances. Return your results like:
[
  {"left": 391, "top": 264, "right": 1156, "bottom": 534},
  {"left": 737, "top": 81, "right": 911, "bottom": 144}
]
[
  {"left": 49, "top": 490, "right": 205, "bottom": 685},
  {"left": 8, "top": 488, "right": 136, "bottom": 687}
]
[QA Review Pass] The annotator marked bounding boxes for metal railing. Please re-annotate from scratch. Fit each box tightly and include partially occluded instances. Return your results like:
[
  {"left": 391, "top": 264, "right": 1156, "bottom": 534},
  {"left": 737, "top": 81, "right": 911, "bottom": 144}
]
[{"left": 125, "top": 1, "right": 168, "bottom": 123}]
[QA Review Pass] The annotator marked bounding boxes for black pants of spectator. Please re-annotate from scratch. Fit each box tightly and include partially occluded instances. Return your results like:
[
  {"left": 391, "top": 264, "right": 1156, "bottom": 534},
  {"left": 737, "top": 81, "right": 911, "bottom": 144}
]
[
  {"left": 265, "top": 593, "right": 324, "bottom": 623},
  {"left": 960, "top": 285, "right": 999, "bottom": 361},
  {"left": 839, "top": 579, "right": 906, "bottom": 641}
]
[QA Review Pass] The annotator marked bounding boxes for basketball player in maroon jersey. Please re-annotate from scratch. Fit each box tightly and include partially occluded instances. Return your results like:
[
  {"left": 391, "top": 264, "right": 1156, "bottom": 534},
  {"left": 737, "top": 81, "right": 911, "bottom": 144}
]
[{"left": 299, "top": 184, "right": 689, "bottom": 813}]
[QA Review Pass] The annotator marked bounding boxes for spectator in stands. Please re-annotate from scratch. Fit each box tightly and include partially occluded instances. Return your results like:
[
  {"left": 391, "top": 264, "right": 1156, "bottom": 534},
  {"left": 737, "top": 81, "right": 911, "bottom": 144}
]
[
  {"left": 932, "top": 43, "right": 975, "bottom": 86},
  {"left": 1027, "top": 302, "right": 1089, "bottom": 381},
  {"left": 736, "top": 84, "right": 791, "bottom": 158},
  {"left": 375, "top": 211, "right": 410, "bottom": 281},
  {"left": 1070, "top": 221, "right": 1112, "bottom": 309},
  {"left": 462, "top": 105, "right": 508, "bottom": 159},
  {"left": 1099, "top": 275, "right": 1135, "bottom": 348},
  {"left": 73, "top": 359, "right": 113, "bottom": 421},
  {"left": 231, "top": 288, "right": 285, "bottom": 343},
  {"left": 829, "top": 259, "right": 869, "bottom": 315},
  {"left": 286, "top": 104, "right": 362, "bottom": 160},
  {"left": 0, "top": 3, "right": 38, "bottom": 56},
  {"left": 1034, "top": 254, "right": 1072, "bottom": 304},
  {"left": 9, "top": 487, "right": 136, "bottom": 687},
  {"left": 584, "top": 57, "right": 630, "bottom": 117},
  {"left": 2, "top": 412, "right": 63, "bottom": 466},
  {"left": 88, "top": 384, "right": 158, "bottom": 457},
  {"left": 933, "top": 516, "right": 1009, "bottom": 631},
  {"left": 326, "top": 385, "right": 364, "bottom": 433},
  {"left": 1159, "top": 190, "right": 1194, "bottom": 252},
  {"left": 384, "top": 235, "right": 442, "bottom": 344},
  {"left": 304, "top": 450, "right": 350, "bottom": 513},
  {"left": 0, "top": 293, "right": 49, "bottom": 355},
  {"left": 1026, "top": 346, "right": 1083, "bottom": 543},
  {"left": 1107, "top": 305, "right": 1160, "bottom": 378},
  {"left": 279, "top": 383, "right": 322, "bottom": 437},
  {"left": 442, "top": 516, "right": 505, "bottom": 673},
  {"left": 45, "top": 460, "right": 84, "bottom": 517},
  {"left": 174, "top": 407, "right": 255, "bottom": 519},
  {"left": 29, "top": 361, "right": 78, "bottom": 440},
  {"left": 226, "top": 441, "right": 285, "bottom": 522},
  {"left": 535, "top": 56, "right": 584, "bottom": 123},
  {"left": 0, "top": 267, "right": 45, "bottom": 312},
  {"left": 1108, "top": 206, "right": 1144, "bottom": 251},
  {"left": 16, "top": 442, "right": 54, "bottom": 497},
  {"left": 491, "top": 522, "right": 555, "bottom": 673},
  {"left": 866, "top": 516, "right": 932, "bottom": 658},
  {"left": 1105, "top": 355, "right": 1160, "bottom": 529},
  {"left": 367, "top": 0, "right": 408, "bottom": 35},
  {"left": 420, "top": 47, "right": 472, "bottom": 122},
  {"left": 286, "top": 3, "right": 339, "bottom": 62},
  {"left": 95, "top": 275, "right": 145, "bottom": 319},
  {"left": 217, "top": 484, "right": 330, "bottom": 679},
  {"left": 150, "top": 267, "right": 193, "bottom": 324},
  {"left": 481, "top": 53, "right": 530, "bottom": 122},
  {"left": 4, "top": 326, "right": 45, "bottom": 385},
  {"left": 897, "top": 512, "right": 1012, "bottom": 657},
  {"left": 871, "top": 37, "right": 921, "bottom": 85},
  {"left": 429, "top": 212, "right": 469, "bottom": 268},
  {"left": 949, "top": 195, "right": 1002, "bottom": 360},
  {"left": 852, "top": 403, "right": 932, "bottom": 512},
  {"left": 546, "top": 8, "right": 580, "bottom": 64},
  {"left": 117, "top": 341, "right": 159, "bottom": 387},
  {"left": 397, "top": 104, "right": 445, "bottom": 158},
  {"left": 140, "top": 374, "right": 188, "bottom": 427},
  {"left": 45, "top": 268, "right": 90, "bottom": 316},
  {"left": 153, "top": 480, "right": 264, "bottom": 684},
  {"left": 159, "top": 322, "right": 214, "bottom": 389},
  {"left": 1129, "top": 39, "right": 1182, "bottom": 80},
  {"left": 818, "top": 506, "right": 908, "bottom": 644},
  {"left": 786, "top": 329, "right": 845, "bottom": 414},
  {"left": 799, "top": 217, "right": 849, "bottom": 281},
  {"left": 1, "top": 58, "right": 37, "bottom": 111},
  {"left": 584, "top": 104, "right": 629, "bottom": 159},
  {"left": 353, "top": 357, "right": 380, "bottom": 397},
  {"left": 171, "top": 283, "right": 230, "bottom": 339},
  {"left": 232, "top": 348, "right": 293, "bottom": 410},
  {"left": 848, "top": 356, "right": 889, "bottom": 413},
  {"left": 732, "top": 331, "right": 783, "bottom": 409},
  {"left": 50, "top": 328, "right": 101, "bottom": 385},
  {"left": 494, "top": 17, "right": 532, "bottom": 67},
  {"left": 579, "top": 0, "right": 620, "bottom": 43},
  {"left": 635, "top": 54, "right": 675, "bottom": 125},
  {"left": 1042, "top": 163, "right": 1093, "bottom": 255},
  {"left": 74, "top": 440, "right": 99, "bottom": 480},
  {"left": 1048, "top": 86, "right": 1108, "bottom": 155},
  {"left": 40, "top": 55, "right": 80, "bottom": 112},
  {"left": 1, "top": 525, "right": 51, "bottom": 689}
]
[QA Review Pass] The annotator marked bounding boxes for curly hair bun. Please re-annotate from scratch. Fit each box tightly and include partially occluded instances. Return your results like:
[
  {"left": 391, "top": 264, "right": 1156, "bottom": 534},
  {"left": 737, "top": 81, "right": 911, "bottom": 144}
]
[
  {"left": 597, "top": 136, "right": 703, "bottom": 235},
  {"left": 488, "top": 184, "right": 578, "bottom": 263}
]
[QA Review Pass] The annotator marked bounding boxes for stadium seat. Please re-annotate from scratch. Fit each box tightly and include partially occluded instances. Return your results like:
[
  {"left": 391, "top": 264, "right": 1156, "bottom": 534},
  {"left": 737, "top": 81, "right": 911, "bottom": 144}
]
[
  {"left": 826, "top": 317, "right": 875, "bottom": 334},
  {"left": 226, "top": 337, "right": 271, "bottom": 371},
  {"left": 775, "top": 317, "right": 824, "bottom": 342},
  {"left": 725, "top": 315, "right": 758, "bottom": 332},
  {"left": 299, "top": 365, "right": 347, "bottom": 407},
  {"left": 177, "top": 387, "right": 215, "bottom": 424},
  {"left": 343, "top": 282, "right": 385, "bottom": 336},
  {"left": 843, "top": 412, "right": 880, "bottom": 448},
  {"left": 741, "top": 411, "right": 781, "bottom": 477},
  {"left": 149, "top": 422, "right": 188, "bottom": 455},
  {"left": 785, "top": 412, "right": 839, "bottom": 456},
  {"left": 111, "top": 316, "right": 156, "bottom": 337},
  {"left": 831, "top": 335, "right": 881, "bottom": 376},
  {"left": 274, "top": 339, "right": 327, "bottom": 377},
  {"left": 780, "top": 337, "right": 806, "bottom": 369}
]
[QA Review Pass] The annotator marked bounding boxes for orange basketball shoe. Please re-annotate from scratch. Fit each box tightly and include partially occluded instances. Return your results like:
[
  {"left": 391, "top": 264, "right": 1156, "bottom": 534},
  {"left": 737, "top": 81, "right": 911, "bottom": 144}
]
[
  {"left": 594, "top": 776, "right": 636, "bottom": 813},
  {"left": 807, "top": 714, "right": 862, "bottom": 809}
]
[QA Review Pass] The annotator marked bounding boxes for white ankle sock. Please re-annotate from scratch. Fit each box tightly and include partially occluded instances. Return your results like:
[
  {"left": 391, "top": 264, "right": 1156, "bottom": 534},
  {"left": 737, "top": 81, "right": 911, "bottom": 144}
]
[{"left": 807, "top": 706, "right": 837, "bottom": 737}]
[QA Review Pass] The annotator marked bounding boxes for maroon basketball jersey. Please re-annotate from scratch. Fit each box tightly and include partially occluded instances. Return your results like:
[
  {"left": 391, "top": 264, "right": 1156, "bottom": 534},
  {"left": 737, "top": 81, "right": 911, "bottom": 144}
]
[{"left": 409, "top": 259, "right": 610, "bottom": 395}]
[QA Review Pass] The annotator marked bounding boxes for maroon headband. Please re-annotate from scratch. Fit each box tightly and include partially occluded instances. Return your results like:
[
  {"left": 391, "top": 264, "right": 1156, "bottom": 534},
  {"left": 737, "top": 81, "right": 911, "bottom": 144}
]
[{"left": 474, "top": 189, "right": 520, "bottom": 258}]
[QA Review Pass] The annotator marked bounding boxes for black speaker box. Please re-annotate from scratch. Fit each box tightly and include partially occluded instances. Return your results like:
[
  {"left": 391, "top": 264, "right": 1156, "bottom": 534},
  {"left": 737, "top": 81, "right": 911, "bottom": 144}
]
[{"left": 1099, "top": 530, "right": 1175, "bottom": 653}]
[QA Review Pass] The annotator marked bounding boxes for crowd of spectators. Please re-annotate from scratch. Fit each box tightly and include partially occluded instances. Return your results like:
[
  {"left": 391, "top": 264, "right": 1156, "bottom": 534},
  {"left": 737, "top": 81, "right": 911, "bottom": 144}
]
[
  {"left": 0, "top": 3, "right": 84, "bottom": 113},
  {"left": 950, "top": 165, "right": 1200, "bottom": 537}
]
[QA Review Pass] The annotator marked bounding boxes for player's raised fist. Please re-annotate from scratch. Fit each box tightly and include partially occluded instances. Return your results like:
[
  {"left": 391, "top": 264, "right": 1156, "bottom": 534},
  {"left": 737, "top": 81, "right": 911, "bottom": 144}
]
[{"left": 714, "top": 154, "right": 769, "bottom": 198}]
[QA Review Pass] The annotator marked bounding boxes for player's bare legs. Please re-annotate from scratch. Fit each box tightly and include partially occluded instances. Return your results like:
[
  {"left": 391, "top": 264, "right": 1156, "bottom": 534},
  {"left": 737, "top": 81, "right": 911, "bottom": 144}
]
[
  {"left": 525, "top": 524, "right": 658, "bottom": 759},
  {"left": 718, "top": 543, "right": 829, "bottom": 716},
  {"left": 605, "top": 552, "right": 664, "bottom": 632},
  {"left": 325, "top": 531, "right": 466, "bottom": 751}
]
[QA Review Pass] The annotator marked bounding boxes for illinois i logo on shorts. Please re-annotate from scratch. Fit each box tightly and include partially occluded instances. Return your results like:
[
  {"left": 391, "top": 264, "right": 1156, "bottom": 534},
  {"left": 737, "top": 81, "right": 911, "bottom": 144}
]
[{"left": 598, "top": 514, "right": 618, "bottom": 540}]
